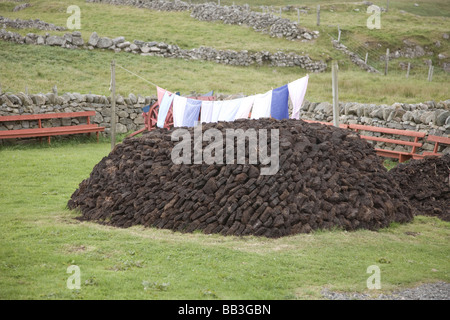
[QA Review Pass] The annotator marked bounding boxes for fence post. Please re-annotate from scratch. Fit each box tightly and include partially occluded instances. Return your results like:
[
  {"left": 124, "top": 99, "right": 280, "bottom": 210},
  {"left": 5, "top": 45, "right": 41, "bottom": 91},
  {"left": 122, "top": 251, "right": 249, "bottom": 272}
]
[
  {"left": 0, "top": 83, "right": 2, "bottom": 95},
  {"left": 25, "top": 86, "right": 28, "bottom": 95},
  {"left": 317, "top": 5, "right": 320, "bottom": 26},
  {"left": 406, "top": 62, "right": 410, "bottom": 78},
  {"left": 110, "top": 60, "right": 117, "bottom": 150},
  {"left": 337, "top": 26, "right": 341, "bottom": 42},
  {"left": 365, "top": 52, "right": 368, "bottom": 64},
  {"left": 296, "top": 8, "right": 300, "bottom": 24},
  {"left": 386, "top": 0, "right": 390, "bottom": 12},
  {"left": 384, "top": 48, "right": 389, "bottom": 76},
  {"left": 428, "top": 65, "right": 434, "bottom": 82},
  {"left": 332, "top": 61, "right": 339, "bottom": 127}
]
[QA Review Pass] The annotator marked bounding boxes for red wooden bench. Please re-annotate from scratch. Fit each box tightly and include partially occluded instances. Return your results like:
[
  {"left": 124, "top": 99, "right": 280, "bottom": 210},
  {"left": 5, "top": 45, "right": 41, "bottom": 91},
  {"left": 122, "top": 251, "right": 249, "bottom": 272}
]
[
  {"left": 301, "top": 120, "right": 427, "bottom": 163},
  {"left": 412, "top": 135, "right": 450, "bottom": 160},
  {"left": 302, "top": 119, "right": 349, "bottom": 129},
  {"left": 347, "top": 124, "right": 426, "bottom": 163},
  {"left": 0, "top": 111, "right": 105, "bottom": 144}
]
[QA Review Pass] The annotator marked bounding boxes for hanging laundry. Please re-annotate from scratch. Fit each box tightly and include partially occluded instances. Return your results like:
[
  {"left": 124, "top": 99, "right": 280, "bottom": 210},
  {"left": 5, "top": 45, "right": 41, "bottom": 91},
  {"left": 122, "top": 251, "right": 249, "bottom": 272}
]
[
  {"left": 235, "top": 95, "right": 256, "bottom": 120},
  {"left": 211, "top": 101, "right": 224, "bottom": 123},
  {"left": 250, "top": 91, "right": 272, "bottom": 120},
  {"left": 157, "top": 86, "right": 167, "bottom": 107},
  {"left": 182, "top": 99, "right": 202, "bottom": 127},
  {"left": 172, "top": 95, "right": 188, "bottom": 127},
  {"left": 200, "top": 100, "right": 214, "bottom": 123},
  {"left": 202, "top": 90, "right": 214, "bottom": 97},
  {"left": 157, "top": 91, "right": 175, "bottom": 128},
  {"left": 218, "top": 98, "right": 243, "bottom": 122},
  {"left": 270, "top": 84, "right": 289, "bottom": 120},
  {"left": 288, "top": 75, "right": 309, "bottom": 120}
]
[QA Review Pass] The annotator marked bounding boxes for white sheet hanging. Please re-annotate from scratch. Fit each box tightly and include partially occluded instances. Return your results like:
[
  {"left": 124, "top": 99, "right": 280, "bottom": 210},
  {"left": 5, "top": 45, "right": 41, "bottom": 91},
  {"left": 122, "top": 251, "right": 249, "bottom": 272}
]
[
  {"left": 172, "top": 95, "right": 188, "bottom": 127},
  {"left": 218, "top": 98, "right": 243, "bottom": 122},
  {"left": 250, "top": 90, "right": 272, "bottom": 119},
  {"left": 235, "top": 95, "right": 255, "bottom": 120},
  {"left": 288, "top": 75, "right": 309, "bottom": 120},
  {"left": 200, "top": 100, "right": 214, "bottom": 123},
  {"left": 210, "top": 101, "right": 223, "bottom": 123}
]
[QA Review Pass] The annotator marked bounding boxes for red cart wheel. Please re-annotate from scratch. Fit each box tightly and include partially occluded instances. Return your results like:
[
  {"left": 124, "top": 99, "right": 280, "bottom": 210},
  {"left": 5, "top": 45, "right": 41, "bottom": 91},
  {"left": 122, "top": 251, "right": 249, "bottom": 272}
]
[{"left": 147, "top": 102, "right": 159, "bottom": 131}]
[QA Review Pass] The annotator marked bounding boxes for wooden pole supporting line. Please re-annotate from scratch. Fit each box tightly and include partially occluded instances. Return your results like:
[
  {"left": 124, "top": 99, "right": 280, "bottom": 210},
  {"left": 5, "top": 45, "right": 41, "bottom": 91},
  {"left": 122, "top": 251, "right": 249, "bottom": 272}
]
[
  {"left": 332, "top": 61, "right": 339, "bottom": 127},
  {"left": 110, "top": 60, "right": 117, "bottom": 150},
  {"left": 365, "top": 52, "right": 368, "bottom": 64},
  {"left": 337, "top": 26, "right": 341, "bottom": 42},
  {"left": 427, "top": 64, "right": 434, "bottom": 82},
  {"left": 384, "top": 48, "right": 389, "bottom": 76},
  {"left": 317, "top": 5, "right": 320, "bottom": 26},
  {"left": 406, "top": 62, "right": 411, "bottom": 78}
]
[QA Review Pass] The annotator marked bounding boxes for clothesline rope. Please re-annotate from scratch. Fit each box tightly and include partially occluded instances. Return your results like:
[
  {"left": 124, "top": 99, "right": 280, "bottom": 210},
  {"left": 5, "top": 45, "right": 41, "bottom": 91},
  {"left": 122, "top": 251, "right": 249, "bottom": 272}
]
[{"left": 116, "top": 64, "right": 159, "bottom": 88}]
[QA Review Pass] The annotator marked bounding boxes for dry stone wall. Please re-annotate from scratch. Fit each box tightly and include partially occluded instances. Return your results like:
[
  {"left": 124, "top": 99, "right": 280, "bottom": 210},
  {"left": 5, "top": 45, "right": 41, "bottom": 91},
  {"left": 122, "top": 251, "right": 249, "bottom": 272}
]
[
  {"left": 0, "top": 16, "right": 66, "bottom": 31},
  {"left": 86, "top": 0, "right": 319, "bottom": 41},
  {"left": 1, "top": 90, "right": 448, "bottom": 154},
  {"left": 0, "top": 29, "right": 327, "bottom": 72}
]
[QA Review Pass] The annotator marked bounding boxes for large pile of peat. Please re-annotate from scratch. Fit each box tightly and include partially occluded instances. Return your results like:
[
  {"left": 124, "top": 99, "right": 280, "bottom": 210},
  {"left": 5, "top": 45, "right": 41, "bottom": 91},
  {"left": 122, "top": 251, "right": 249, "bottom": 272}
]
[
  {"left": 68, "top": 119, "right": 414, "bottom": 237},
  {"left": 389, "top": 154, "right": 450, "bottom": 221}
]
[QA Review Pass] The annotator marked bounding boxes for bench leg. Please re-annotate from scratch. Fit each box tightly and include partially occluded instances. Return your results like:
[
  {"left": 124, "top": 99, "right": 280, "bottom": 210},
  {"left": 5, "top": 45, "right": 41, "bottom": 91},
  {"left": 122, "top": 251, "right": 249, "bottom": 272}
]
[
  {"left": 48, "top": 136, "right": 51, "bottom": 145},
  {"left": 96, "top": 131, "right": 99, "bottom": 143}
]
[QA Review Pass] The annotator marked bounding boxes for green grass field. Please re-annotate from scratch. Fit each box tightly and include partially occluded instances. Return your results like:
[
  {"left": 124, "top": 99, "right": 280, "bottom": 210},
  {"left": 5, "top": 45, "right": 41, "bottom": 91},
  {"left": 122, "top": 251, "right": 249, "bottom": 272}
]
[
  {"left": 0, "top": 0, "right": 449, "bottom": 300},
  {"left": 0, "top": 139, "right": 449, "bottom": 299}
]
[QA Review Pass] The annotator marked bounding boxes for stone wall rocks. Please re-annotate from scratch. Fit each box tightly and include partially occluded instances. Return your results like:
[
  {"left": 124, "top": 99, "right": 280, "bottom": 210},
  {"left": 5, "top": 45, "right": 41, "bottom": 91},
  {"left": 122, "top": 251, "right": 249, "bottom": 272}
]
[{"left": 0, "top": 29, "right": 327, "bottom": 72}]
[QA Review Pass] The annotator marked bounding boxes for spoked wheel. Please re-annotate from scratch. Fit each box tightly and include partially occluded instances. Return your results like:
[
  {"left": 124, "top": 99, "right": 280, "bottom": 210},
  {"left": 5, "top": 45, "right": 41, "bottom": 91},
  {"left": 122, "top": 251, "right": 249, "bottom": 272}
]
[
  {"left": 147, "top": 102, "right": 175, "bottom": 131},
  {"left": 147, "top": 102, "right": 159, "bottom": 131},
  {"left": 163, "top": 106, "right": 174, "bottom": 130}
]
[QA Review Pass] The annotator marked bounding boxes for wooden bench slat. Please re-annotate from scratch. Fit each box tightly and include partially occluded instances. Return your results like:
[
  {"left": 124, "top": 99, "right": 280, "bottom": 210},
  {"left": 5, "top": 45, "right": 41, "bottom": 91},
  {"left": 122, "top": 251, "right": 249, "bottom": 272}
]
[
  {"left": 348, "top": 124, "right": 426, "bottom": 138},
  {"left": 0, "top": 111, "right": 96, "bottom": 122},
  {"left": 0, "top": 125, "right": 104, "bottom": 139},
  {"left": 359, "top": 135, "right": 422, "bottom": 147},
  {"left": 426, "top": 135, "right": 450, "bottom": 144}
]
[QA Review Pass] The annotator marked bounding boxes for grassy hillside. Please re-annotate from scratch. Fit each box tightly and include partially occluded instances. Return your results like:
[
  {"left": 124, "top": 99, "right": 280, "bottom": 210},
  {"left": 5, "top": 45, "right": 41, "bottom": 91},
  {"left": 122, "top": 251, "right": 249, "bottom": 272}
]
[{"left": 0, "top": 0, "right": 449, "bottom": 102}]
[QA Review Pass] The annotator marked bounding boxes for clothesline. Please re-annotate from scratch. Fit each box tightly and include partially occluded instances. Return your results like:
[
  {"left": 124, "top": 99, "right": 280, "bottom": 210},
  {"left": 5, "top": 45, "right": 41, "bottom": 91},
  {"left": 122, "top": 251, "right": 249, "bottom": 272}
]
[
  {"left": 156, "top": 75, "right": 309, "bottom": 128},
  {"left": 115, "top": 64, "right": 160, "bottom": 88},
  {"left": 113, "top": 64, "right": 309, "bottom": 127}
]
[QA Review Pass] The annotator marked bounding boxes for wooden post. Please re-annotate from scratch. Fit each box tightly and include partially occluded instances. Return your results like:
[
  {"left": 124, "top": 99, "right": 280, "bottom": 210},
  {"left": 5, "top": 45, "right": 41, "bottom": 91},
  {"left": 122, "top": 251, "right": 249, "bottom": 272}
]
[
  {"left": 384, "top": 48, "right": 389, "bottom": 76},
  {"left": 317, "top": 5, "right": 320, "bottom": 26},
  {"left": 25, "top": 86, "right": 28, "bottom": 95},
  {"left": 337, "top": 26, "right": 341, "bottom": 42},
  {"left": 332, "top": 61, "right": 339, "bottom": 127},
  {"left": 428, "top": 65, "right": 434, "bottom": 82},
  {"left": 296, "top": 8, "right": 300, "bottom": 24},
  {"left": 110, "top": 60, "right": 117, "bottom": 150},
  {"left": 386, "top": 0, "right": 390, "bottom": 12},
  {"left": 364, "top": 52, "right": 368, "bottom": 64},
  {"left": 406, "top": 62, "right": 410, "bottom": 78}
]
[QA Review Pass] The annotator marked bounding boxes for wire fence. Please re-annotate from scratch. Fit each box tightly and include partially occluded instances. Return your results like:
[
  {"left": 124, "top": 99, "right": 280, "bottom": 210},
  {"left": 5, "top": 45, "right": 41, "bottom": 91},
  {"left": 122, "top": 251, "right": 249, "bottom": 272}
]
[{"left": 330, "top": 28, "right": 445, "bottom": 81}]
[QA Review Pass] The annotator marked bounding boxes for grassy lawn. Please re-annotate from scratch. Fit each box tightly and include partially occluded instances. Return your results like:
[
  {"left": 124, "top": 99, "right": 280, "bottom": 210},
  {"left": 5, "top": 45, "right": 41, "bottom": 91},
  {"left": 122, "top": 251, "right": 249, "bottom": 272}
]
[{"left": 0, "top": 139, "right": 448, "bottom": 299}]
